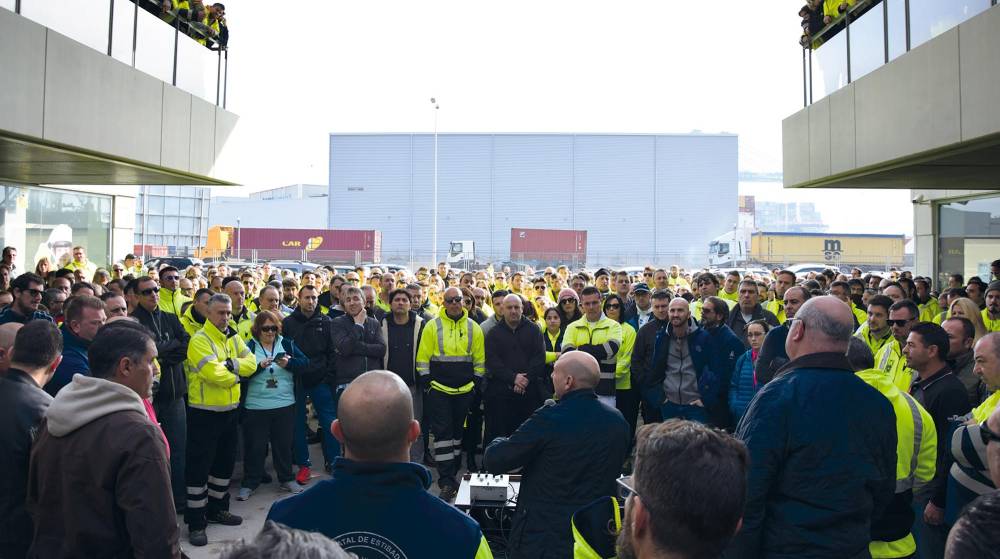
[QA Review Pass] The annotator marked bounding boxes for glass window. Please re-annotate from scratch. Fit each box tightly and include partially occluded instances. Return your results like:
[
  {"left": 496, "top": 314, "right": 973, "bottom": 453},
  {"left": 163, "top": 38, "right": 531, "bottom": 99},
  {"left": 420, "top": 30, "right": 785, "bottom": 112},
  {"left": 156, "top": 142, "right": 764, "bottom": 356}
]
[
  {"left": 164, "top": 195, "right": 180, "bottom": 216},
  {"left": 20, "top": 0, "right": 109, "bottom": 54},
  {"left": 163, "top": 216, "right": 180, "bottom": 235},
  {"left": 148, "top": 215, "right": 164, "bottom": 233},
  {"left": 180, "top": 197, "right": 196, "bottom": 215},
  {"left": 909, "top": 0, "right": 991, "bottom": 50},
  {"left": 886, "top": 0, "right": 906, "bottom": 61},
  {"left": 147, "top": 195, "right": 165, "bottom": 215},
  {"left": 938, "top": 196, "right": 1000, "bottom": 286},
  {"left": 812, "top": 31, "right": 848, "bottom": 101},
  {"left": 849, "top": 4, "right": 885, "bottom": 81},
  {"left": 0, "top": 184, "right": 112, "bottom": 271}
]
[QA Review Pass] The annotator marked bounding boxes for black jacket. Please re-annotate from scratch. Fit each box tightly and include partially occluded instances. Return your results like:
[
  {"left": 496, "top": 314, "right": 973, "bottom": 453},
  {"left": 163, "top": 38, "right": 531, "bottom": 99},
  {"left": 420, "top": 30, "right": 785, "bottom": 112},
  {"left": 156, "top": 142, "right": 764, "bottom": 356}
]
[
  {"left": 727, "top": 304, "right": 780, "bottom": 348},
  {"left": 484, "top": 316, "right": 546, "bottom": 398},
  {"left": 910, "top": 366, "right": 971, "bottom": 507},
  {"left": 484, "top": 389, "right": 629, "bottom": 559},
  {"left": 754, "top": 323, "right": 790, "bottom": 386},
  {"left": 330, "top": 314, "right": 386, "bottom": 386},
  {"left": 728, "top": 352, "right": 897, "bottom": 559},
  {"left": 0, "top": 369, "right": 52, "bottom": 559},
  {"left": 131, "top": 305, "right": 190, "bottom": 404},
  {"left": 630, "top": 317, "right": 668, "bottom": 389},
  {"left": 282, "top": 309, "right": 335, "bottom": 388}
]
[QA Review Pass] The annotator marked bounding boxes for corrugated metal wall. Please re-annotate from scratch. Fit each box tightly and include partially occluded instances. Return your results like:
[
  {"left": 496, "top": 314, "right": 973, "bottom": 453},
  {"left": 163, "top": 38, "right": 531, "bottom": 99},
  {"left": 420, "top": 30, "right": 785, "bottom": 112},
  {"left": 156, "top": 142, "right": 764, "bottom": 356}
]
[{"left": 329, "top": 133, "right": 737, "bottom": 267}]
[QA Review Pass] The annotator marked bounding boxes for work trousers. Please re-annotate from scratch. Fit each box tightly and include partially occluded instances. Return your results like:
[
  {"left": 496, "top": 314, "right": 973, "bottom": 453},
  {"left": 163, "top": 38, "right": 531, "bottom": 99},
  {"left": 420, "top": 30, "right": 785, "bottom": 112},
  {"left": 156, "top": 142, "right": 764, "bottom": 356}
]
[
  {"left": 293, "top": 382, "right": 340, "bottom": 467},
  {"left": 241, "top": 404, "right": 295, "bottom": 489},
  {"left": 461, "top": 387, "right": 484, "bottom": 471},
  {"left": 185, "top": 407, "right": 239, "bottom": 530},
  {"left": 408, "top": 383, "right": 425, "bottom": 463},
  {"left": 153, "top": 395, "right": 187, "bottom": 512},
  {"left": 615, "top": 387, "right": 640, "bottom": 442},
  {"left": 483, "top": 386, "right": 536, "bottom": 449},
  {"left": 425, "top": 388, "right": 474, "bottom": 489}
]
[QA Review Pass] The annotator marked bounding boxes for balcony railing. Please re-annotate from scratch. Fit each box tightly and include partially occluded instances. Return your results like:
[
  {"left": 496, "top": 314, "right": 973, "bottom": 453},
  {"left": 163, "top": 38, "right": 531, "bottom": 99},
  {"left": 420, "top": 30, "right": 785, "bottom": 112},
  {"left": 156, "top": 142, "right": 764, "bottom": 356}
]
[
  {"left": 801, "top": 0, "right": 996, "bottom": 106},
  {"left": 2, "top": 0, "right": 228, "bottom": 107}
]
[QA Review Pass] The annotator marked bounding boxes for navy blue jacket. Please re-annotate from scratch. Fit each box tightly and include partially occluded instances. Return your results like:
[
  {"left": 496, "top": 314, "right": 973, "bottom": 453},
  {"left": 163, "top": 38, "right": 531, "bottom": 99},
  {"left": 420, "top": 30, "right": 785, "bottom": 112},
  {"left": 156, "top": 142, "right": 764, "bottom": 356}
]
[
  {"left": 729, "top": 349, "right": 758, "bottom": 424},
  {"left": 267, "top": 458, "right": 486, "bottom": 558},
  {"left": 484, "top": 388, "right": 629, "bottom": 559},
  {"left": 0, "top": 306, "right": 53, "bottom": 326},
  {"left": 705, "top": 323, "right": 746, "bottom": 428},
  {"left": 727, "top": 352, "right": 897, "bottom": 559},
  {"left": 44, "top": 324, "right": 90, "bottom": 397},
  {"left": 650, "top": 319, "right": 724, "bottom": 409}
]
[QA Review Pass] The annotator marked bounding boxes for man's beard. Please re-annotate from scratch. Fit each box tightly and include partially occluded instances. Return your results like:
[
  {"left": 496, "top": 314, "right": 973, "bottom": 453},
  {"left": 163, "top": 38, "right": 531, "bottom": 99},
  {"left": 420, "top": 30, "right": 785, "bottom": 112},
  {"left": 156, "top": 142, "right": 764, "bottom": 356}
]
[{"left": 616, "top": 506, "right": 636, "bottom": 559}]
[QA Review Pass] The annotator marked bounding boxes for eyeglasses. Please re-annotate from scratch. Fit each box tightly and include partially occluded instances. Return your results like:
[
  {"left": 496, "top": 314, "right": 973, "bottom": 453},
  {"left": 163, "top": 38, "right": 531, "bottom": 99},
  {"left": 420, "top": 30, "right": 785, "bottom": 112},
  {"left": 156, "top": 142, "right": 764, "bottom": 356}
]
[
  {"left": 22, "top": 288, "right": 43, "bottom": 298},
  {"left": 605, "top": 303, "right": 621, "bottom": 309},
  {"left": 887, "top": 318, "right": 914, "bottom": 327},
  {"left": 444, "top": 296, "right": 463, "bottom": 304},
  {"left": 560, "top": 299, "right": 575, "bottom": 304},
  {"left": 616, "top": 475, "right": 640, "bottom": 500},
  {"left": 534, "top": 285, "right": 545, "bottom": 290},
  {"left": 140, "top": 287, "right": 160, "bottom": 296},
  {"left": 260, "top": 326, "right": 278, "bottom": 333},
  {"left": 163, "top": 276, "right": 179, "bottom": 281}
]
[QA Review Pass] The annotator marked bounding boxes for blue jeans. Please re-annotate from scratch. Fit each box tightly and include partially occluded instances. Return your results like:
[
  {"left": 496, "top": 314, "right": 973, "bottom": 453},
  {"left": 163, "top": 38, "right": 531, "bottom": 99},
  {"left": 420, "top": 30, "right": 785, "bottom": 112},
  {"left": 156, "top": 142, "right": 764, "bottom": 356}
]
[
  {"left": 660, "top": 400, "right": 708, "bottom": 424},
  {"left": 293, "top": 383, "right": 343, "bottom": 467}
]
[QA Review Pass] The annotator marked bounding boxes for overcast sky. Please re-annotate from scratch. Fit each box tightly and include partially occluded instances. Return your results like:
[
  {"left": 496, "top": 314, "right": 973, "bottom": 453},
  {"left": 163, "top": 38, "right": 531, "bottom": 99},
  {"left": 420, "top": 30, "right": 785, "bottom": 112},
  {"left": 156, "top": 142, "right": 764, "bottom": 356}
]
[{"left": 213, "top": 0, "right": 913, "bottom": 236}]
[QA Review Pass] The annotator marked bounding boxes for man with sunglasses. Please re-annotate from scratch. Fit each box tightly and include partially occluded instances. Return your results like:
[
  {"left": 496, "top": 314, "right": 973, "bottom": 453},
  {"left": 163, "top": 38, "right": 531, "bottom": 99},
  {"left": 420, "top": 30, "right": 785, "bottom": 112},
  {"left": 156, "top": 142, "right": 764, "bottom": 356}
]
[
  {"left": 0, "top": 273, "right": 52, "bottom": 325},
  {"left": 415, "top": 286, "right": 486, "bottom": 502},
  {"left": 157, "top": 267, "right": 191, "bottom": 319},
  {"left": 875, "top": 299, "right": 921, "bottom": 393},
  {"left": 131, "top": 275, "right": 191, "bottom": 515}
]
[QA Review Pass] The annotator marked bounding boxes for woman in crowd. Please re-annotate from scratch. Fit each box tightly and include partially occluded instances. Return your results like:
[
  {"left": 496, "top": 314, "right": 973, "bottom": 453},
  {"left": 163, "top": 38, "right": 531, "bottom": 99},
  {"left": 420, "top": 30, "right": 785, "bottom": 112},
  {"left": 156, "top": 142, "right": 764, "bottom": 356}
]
[
  {"left": 950, "top": 297, "right": 987, "bottom": 341},
  {"left": 604, "top": 294, "right": 639, "bottom": 439},
  {"left": 556, "top": 288, "right": 582, "bottom": 326},
  {"left": 35, "top": 256, "right": 52, "bottom": 280},
  {"left": 462, "top": 287, "right": 486, "bottom": 323},
  {"left": 729, "top": 320, "right": 770, "bottom": 423},
  {"left": 239, "top": 311, "right": 310, "bottom": 501},
  {"left": 540, "top": 306, "right": 565, "bottom": 402}
]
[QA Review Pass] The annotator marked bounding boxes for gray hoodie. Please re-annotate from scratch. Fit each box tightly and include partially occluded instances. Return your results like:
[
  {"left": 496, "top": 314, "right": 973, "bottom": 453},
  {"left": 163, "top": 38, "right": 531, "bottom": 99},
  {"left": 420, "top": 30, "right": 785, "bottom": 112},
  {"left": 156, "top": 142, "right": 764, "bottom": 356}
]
[
  {"left": 662, "top": 317, "right": 702, "bottom": 406},
  {"left": 45, "top": 375, "right": 148, "bottom": 437}
]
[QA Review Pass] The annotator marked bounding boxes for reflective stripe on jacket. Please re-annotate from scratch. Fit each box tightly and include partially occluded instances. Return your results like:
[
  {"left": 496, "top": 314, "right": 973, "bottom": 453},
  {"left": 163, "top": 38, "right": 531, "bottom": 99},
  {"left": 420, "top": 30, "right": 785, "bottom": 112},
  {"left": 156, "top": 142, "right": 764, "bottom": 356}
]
[
  {"left": 186, "top": 320, "right": 256, "bottom": 411},
  {"left": 856, "top": 368, "right": 937, "bottom": 559},
  {"left": 562, "top": 316, "right": 622, "bottom": 396},
  {"left": 415, "top": 310, "right": 485, "bottom": 394},
  {"left": 875, "top": 340, "right": 913, "bottom": 394}
]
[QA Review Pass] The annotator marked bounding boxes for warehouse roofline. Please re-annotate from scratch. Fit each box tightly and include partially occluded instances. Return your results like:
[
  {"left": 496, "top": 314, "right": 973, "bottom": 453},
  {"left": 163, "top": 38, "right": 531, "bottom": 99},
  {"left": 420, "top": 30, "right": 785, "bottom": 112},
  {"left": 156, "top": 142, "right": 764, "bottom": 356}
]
[
  {"left": 329, "top": 132, "right": 738, "bottom": 138},
  {"left": 752, "top": 231, "right": 905, "bottom": 239}
]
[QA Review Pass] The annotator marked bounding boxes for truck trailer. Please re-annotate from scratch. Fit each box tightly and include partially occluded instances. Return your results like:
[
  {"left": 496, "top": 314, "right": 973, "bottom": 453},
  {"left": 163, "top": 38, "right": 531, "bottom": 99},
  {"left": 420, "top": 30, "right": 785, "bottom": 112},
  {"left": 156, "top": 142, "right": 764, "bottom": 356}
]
[{"left": 709, "top": 231, "right": 905, "bottom": 270}]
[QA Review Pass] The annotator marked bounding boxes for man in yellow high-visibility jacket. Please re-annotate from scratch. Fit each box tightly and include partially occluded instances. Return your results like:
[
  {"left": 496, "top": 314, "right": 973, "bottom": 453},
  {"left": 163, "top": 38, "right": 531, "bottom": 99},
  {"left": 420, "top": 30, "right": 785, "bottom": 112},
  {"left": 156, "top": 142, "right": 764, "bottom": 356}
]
[
  {"left": 848, "top": 337, "right": 937, "bottom": 559},
  {"left": 415, "top": 286, "right": 485, "bottom": 503},
  {"left": 184, "top": 292, "right": 256, "bottom": 546},
  {"left": 875, "top": 300, "right": 920, "bottom": 394},
  {"left": 765, "top": 270, "right": 796, "bottom": 324}
]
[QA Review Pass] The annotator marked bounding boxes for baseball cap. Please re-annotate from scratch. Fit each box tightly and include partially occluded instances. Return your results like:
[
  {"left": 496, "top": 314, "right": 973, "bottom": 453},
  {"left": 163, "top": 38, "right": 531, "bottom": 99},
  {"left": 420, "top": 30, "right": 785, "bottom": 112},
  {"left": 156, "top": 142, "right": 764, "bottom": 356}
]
[{"left": 633, "top": 282, "right": 651, "bottom": 293}]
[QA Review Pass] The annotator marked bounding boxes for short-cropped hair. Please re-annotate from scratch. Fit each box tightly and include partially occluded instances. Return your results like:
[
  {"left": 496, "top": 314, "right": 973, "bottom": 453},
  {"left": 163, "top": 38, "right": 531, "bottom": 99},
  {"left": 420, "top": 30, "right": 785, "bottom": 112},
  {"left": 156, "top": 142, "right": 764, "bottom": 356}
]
[{"left": 11, "top": 320, "right": 63, "bottom": 369}]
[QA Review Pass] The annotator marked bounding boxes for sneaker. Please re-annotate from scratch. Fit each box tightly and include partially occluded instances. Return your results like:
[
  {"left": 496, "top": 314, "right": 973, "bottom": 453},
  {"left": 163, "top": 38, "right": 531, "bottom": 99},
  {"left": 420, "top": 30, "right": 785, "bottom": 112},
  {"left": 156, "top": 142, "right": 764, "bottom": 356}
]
[
  {"left": 439, "top": 485, "right": 458, "bottom": 503},
  {"left": 236, "top": 487, "right": 253, "bottom": 501},
  {"left": 188, "top": 529, "right": 208, "bottom": 547},
  {"left": 206, "top": 510, "right": 243, "bottom": 526},
  {"left": 295, "top": 466, "right": 312, "bottom": 485},
  {"left": 281, "top": 480, "right": 305, "bottom": 494}
]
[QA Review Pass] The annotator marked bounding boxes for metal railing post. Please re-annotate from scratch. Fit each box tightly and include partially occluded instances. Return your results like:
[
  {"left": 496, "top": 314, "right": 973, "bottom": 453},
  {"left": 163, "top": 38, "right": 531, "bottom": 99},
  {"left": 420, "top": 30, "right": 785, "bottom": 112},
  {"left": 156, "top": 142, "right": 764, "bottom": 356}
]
[
  {"left": 802, "top": 47, "right": 808, "bottom": 107},
  {"left": 172, "top": 18, "right": 179, "bottom": 86},
  {"left": 216, "top": 48, "right": 222, "bottom": 106},
  {"left": 131, "top": 0, "right": 138, "bottom": 66},
  {"left": 223, "top": 50, "right": 228, "bottom": 109},
  {"left": 14, "top": 0, "right": 19, "bottom": 14},
  {"left": 808, "top": 49, "right": 813, "bottom": 104},
  {"left": 883, "top": 0, "right": 889, "bottom": 63},
  {"left": 904, "top": 0, "right": 911, "bottom": 51},
  {"left": 845, "top": 6, "right": 852, "bottom": 84},
  {"left": 107, "top": 0, "right": 114, "bottom": 56}
]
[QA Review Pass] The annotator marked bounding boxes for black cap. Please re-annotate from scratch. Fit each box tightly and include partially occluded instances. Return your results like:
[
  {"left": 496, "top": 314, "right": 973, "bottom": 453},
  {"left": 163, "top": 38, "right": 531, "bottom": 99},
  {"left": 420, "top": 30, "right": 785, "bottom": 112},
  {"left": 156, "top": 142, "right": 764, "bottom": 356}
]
[
  {"left": 987, "top": 280, "right": 1000, "bottom": 295},
  {"left": 633, "top": 282, "right": 651, "bottom": 293}
]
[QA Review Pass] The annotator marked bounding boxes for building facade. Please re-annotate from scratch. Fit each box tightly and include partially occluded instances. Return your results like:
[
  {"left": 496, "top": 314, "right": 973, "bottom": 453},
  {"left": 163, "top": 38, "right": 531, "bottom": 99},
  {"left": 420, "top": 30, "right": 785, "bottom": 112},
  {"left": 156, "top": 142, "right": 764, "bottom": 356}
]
[
  {"left": 328, "top": 133, "right": 738, "bottom": 268},
  {"left": 209, "top": 184, "right": 328, "bottom": 230},
  {"left": 134, "top": 186, "right": 211, "bottom": 257}
]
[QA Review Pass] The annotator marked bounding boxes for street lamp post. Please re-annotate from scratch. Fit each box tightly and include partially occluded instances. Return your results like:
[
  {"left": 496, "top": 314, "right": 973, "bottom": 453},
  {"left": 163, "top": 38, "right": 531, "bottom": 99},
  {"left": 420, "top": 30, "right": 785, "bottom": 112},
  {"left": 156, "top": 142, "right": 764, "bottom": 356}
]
[
  {"left": 430, "top": 98, "right": 439, "bottom": 268},
  {"left": 236, "top": 217, "right": 241, "bottom": 260}
]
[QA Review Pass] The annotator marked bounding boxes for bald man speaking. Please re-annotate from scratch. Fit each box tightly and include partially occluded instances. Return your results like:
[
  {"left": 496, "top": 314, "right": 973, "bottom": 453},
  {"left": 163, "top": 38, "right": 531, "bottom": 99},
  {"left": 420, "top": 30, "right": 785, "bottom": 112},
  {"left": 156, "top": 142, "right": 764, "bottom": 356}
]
[
  {"left": 484, "top": 351, "right": 629, "bottom": 559},
  {"left": 267, "top": 370, "right": 493, "bottom": 559}
]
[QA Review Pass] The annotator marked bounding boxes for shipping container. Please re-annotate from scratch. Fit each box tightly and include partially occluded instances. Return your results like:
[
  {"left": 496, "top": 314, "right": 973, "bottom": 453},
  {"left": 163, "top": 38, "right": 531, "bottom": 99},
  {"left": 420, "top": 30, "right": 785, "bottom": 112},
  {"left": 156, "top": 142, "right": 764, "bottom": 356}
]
[
  {"left": 749, "top": 232, "right": 905, "bottom": 269},
  {"left": 199, "top": 227, "right": 381, "bottom": 264},
  {"left": 134, "top": 244, "right": 168, "bottom": 258},
  {"left": 510, "top": 228, "right": 587, "bottom": 267}
]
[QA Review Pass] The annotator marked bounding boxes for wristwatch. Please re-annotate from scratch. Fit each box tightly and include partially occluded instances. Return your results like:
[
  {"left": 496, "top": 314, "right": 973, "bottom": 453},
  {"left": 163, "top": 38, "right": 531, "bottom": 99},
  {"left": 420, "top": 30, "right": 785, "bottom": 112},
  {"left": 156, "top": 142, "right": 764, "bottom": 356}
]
[{"left": 979, "top": 421, "right": 1000, "bottom": 445}]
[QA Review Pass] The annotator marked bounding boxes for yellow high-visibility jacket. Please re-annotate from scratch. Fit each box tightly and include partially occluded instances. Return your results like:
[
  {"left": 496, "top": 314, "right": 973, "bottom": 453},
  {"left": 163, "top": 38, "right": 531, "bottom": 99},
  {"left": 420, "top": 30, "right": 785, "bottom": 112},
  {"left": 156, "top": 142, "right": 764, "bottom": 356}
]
[
  {"left": 415, "top": 310, "right": 485, "bottom": 395},
  {"left": 186, "top": 319, "right": 256, "bottom": 411}
]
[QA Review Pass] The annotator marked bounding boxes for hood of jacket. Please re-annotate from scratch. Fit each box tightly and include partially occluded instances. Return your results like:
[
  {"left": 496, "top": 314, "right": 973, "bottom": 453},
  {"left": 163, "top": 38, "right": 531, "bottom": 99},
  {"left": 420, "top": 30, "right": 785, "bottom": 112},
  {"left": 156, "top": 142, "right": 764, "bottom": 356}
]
[
  {"left": 666, "top": 316, "right": 700, "bottom": 338},
  {"left": 45, "top": 375, "right": 147, "bottom": 437}
]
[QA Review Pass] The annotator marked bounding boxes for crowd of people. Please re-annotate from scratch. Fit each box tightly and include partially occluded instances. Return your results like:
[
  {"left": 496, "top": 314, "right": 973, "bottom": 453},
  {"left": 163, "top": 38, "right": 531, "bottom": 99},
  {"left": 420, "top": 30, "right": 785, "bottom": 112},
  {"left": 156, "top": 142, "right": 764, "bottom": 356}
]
[
  {"left": 799, "top": 0, "right": 860, "bottom": 46},
  {"left": 141, "top": 0, "right": 229, "bottom": 49},
  {"left": 2, "top": 241, "right": 1000, "bottom": 558}
]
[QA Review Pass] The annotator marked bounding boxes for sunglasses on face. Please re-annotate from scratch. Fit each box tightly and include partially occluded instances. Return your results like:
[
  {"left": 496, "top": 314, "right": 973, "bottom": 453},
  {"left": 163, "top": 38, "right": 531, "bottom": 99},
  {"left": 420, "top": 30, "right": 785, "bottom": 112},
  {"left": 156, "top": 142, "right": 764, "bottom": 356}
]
[
  {"left": 560, "top": 299, "right": 575, "bottom": 304},
  {"left": 444, "top": 296, "right": 463, "bottom": 304},
  {"left": 140, "top": 287, "right": 160, "bottom": 296},
  {"left": 163, "top": 276, "right": 179, "bottom": 281},
  {"left": 22, "top": 288, "right": 43, "bottom": 298},
  {"left": 605, "top": 303, "right": 621, "bottom": 309},
  {"left": 260, "top": 326, "right": 278, "bottom": 333},
  {"left": 887, "top": 318, "right": 913, "bottom": 327}
]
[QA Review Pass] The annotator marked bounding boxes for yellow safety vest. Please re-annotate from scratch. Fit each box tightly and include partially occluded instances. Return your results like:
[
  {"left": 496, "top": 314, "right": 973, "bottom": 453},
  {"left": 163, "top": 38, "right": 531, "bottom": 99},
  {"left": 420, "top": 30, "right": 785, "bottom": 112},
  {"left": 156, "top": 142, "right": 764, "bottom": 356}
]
[
  {"left": 572, "top": 496, "right": 622, "bottom": 559},
  {"left": 615, "top": 322, "right": 637, "bottom": 390},
  {"left": 982, "top": 308, "right": 1000, "bottom": 333},
  {"left": 875, "top": 339, "right": 914, "bottom": 394},
  {"left": 856, "top": 369, "right": 937, "bottom": 559},
  {"left": 415, "top": 310, "right": 485, "bottom": 395},
  {"left": 186, "top": 320, "right": 256, "bottom": 411}
]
